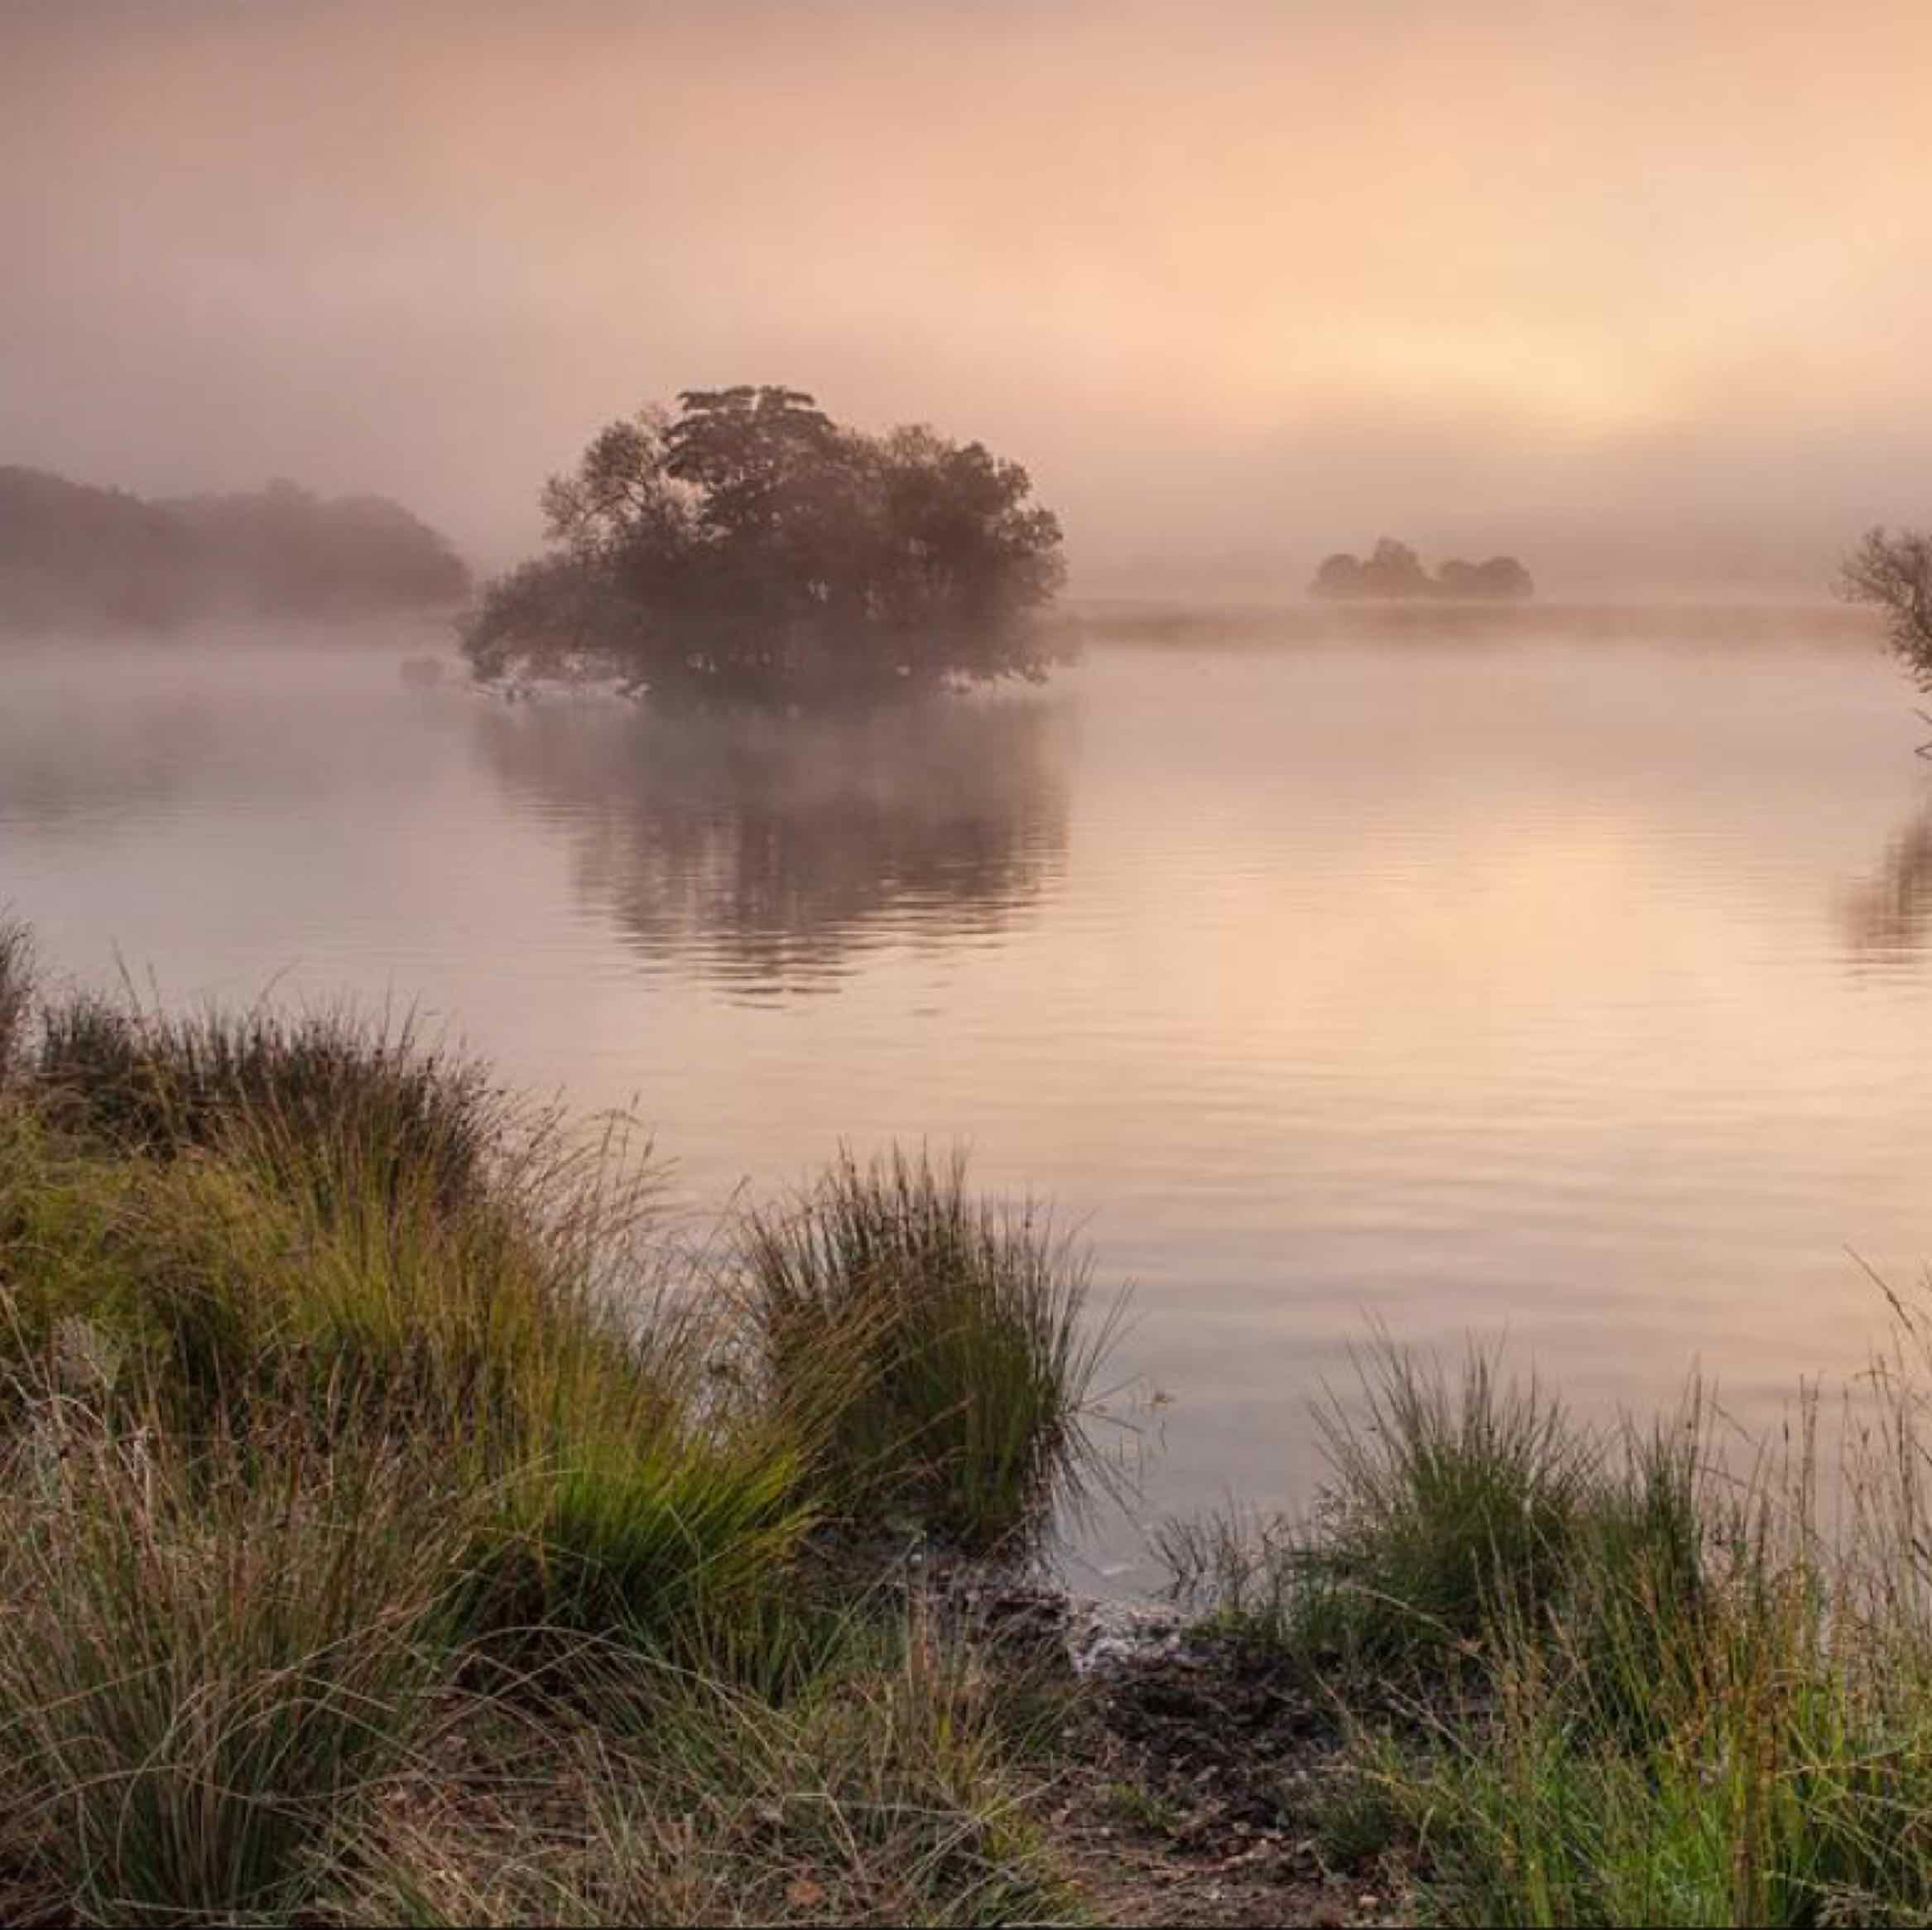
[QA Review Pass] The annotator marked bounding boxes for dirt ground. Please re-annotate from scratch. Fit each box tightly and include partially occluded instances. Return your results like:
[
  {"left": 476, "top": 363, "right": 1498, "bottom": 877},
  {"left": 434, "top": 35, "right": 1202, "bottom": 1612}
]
[
  {"left": 946, "top": 1577, "right": 1419, "bottom": 1928},
  {"left": 1046, "top": 1642, "right": 1417, "bottom": 1928}
]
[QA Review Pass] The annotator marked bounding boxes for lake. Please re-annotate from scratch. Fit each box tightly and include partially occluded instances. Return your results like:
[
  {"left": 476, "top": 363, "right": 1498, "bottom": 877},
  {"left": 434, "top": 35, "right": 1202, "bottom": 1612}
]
[{"left": 7, "top": 614, "right": 1932, "bottom": 1589}]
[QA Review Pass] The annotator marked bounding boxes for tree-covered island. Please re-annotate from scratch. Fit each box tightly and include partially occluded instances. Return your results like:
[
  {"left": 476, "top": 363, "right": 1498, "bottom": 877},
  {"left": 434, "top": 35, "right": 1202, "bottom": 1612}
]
[
  {"left": 459, "top": 386, "right": 1067, "bottom": 702},
  {"left": 1311, "top": 537, "right": 1534, "bottom": 601}
]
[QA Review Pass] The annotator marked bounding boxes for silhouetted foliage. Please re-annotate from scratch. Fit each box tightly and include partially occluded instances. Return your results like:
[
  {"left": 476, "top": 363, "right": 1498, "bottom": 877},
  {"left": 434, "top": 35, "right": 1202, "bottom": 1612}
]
[
  {"left": 1311, "top": 552, "right": 1367, "bottom": 599},
  {"left": 0, "top": 465, "right": 469, "bottom": 633},
  {"left": 1367, "top": 537, "right": 1432, "bottom": 598},
  {"left": 1842, "top": 527, "right": 1932, "bottom": 692},
  {"left": 1310, "top": 537, "right": 1534, "bottom": 602},
  {"left": 1436, "top": 554, "right": 1534, "bottom": 599},
  {"left": 461, "top": 386, "right": 1066, "bottom": 702}
]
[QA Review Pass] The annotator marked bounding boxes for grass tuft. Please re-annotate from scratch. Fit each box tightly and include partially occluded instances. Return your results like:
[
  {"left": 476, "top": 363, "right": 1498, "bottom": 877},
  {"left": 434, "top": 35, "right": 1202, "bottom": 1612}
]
[
  {"left": 738, "top": 1145, "right": 1117, "bottom": 1557},
  {"left": 34, "top": 988, "right": 504, "bottom": 1211},
  {"left": 342, "top": 1616, "right": 1074, "bottom": 1928},
  {"left": 1160, "top": 1339, "right": 1603, "bottom": 1676},
  {"left": 1160, "top": 1326, "right": 1932, "bottom": 1928},
  {"left": 0, "top": 1382, "right": 464, "bottom": 1923}
]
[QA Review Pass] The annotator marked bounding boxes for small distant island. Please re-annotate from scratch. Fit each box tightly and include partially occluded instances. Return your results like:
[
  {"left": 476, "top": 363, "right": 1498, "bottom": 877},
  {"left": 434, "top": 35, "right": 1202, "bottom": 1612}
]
[
  {"left": 1310, "top": 537, "right": 1533, "bottom": 601},
  {"left": 462, "top": 385, "right": 1066, "bottom": 705},
  {"left": 0, "top": 465, "right": 469, "bottom": 633}
]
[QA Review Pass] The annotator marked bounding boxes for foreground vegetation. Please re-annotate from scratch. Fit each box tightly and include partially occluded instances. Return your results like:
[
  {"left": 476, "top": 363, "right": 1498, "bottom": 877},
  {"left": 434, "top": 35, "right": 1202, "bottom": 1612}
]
[
  {"left": 17, "top": 911, "right": 1932, "bottom": 1924},
  {"left": 0, "top": 919, "right": 1103, "bottom": 1925},
  {"left": 1159, "top": 1338, "right": 1932, "bottom": 1927}
]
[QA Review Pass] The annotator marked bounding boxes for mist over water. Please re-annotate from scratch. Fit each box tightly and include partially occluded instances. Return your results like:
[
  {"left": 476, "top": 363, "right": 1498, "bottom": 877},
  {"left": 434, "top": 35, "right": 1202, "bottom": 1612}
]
[{"left": 7, "top": 618, "right": 1932, "bottom": 1586}]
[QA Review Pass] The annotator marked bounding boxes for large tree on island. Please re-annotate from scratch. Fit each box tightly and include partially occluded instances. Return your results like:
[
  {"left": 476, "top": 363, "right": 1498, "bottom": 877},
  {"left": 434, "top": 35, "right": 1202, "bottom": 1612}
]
[{"left": 461, "top": 387, "right": 1066, "bottom": 701}]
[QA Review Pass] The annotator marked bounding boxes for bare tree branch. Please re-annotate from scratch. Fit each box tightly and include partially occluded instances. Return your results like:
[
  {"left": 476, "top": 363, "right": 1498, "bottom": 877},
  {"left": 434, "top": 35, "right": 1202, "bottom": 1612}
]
[{"left": 1843, "top": 527, "right": 1932, "bottom": 693}]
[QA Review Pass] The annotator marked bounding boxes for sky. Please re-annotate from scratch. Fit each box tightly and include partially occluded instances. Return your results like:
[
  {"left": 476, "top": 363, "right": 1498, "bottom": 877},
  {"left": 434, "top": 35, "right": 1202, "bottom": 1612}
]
[{"left": 4, "top": 0, "right": 1930, "bottom": 598}]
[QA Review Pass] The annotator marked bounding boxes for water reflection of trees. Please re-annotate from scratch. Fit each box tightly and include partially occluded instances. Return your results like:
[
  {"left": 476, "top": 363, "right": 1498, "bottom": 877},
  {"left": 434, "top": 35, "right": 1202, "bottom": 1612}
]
[
  {"left": 474, "top": 697, "right": 1070, "bottom": 995},
  {"left": 1843, "top": 803, "right": 1932, "bottom": 958}
]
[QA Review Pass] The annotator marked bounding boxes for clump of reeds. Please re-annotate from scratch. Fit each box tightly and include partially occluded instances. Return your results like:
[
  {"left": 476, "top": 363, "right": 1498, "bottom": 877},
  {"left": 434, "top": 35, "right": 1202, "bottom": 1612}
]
[
  {"left": 736, "top": 1145, "right": 1117, "bottom": 1557},
  {"left": 1159, "top": 1340, "right": 1605, "bottom": 1673},
  {"left": 0, "top": 1066, "right": 817, "bottom": 1673},
  {"left": 1378, "top": 1444, "right": 1932, "bottom": 1930},
  {"left": 34, "top": 988, "right": 503, "bottom": 1210},
  {"left": 1160, "top": 1325, "right": 1932, "bottom": 1928}
]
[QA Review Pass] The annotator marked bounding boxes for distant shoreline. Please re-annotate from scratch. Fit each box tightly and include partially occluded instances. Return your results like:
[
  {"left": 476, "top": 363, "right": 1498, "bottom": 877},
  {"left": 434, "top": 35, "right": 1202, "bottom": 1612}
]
[{"left": 1059, "top": 597, "right": 1882, "bottom": 646}]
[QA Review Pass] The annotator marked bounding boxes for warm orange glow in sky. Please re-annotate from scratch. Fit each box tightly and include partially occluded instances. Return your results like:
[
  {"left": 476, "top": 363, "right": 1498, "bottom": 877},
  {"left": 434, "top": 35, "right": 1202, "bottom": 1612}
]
[{"left": 5, "top": 0, "right": 1930, "bottom": 593}]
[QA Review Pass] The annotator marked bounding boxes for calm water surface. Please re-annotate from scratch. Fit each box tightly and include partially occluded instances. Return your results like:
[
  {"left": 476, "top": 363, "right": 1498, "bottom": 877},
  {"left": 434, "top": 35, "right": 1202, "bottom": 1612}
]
[{"left": 7, "top": 620, "right": 1932, "bottom": 1586}]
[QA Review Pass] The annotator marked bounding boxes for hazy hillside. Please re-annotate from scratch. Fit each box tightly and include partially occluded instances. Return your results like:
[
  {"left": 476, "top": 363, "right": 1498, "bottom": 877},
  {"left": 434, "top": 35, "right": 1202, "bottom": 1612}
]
[{"left": 0, "top": 466, "right": 469, "bottom": 633}]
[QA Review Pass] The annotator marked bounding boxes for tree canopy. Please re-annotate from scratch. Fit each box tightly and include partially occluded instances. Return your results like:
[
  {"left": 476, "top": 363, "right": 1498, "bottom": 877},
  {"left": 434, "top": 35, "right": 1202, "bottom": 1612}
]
[
  {"left": 1310, "top": 538, "right": 1533, "bottom": 601},
  {"left": 1842, "top": 527, "right": 1932, "bottom": 693},
  {"left": 459, "top": 387, "right": 1066, "bottom": 701}
]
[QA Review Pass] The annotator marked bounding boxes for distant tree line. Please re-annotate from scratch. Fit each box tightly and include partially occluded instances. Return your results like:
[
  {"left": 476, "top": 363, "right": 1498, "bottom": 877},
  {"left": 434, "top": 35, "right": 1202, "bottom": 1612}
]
[
  {"left": 0, "top": 466, "right": 469, "bottom": 633},
  {"left": 1310, "top": 537, "right": 1534, "bottom": 601},
  {"left": 461, "top": 386, "right": 1066, "bottom": 703}
]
